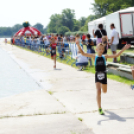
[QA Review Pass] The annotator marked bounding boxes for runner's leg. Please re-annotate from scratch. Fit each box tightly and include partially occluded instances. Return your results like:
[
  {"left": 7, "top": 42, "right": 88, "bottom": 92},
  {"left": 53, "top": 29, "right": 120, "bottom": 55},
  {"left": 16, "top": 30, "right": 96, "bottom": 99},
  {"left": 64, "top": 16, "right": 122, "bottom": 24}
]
[
  {"left": 101, "top": 84, "right": 107, "bottom": 93},
  {"left": 54, "top": 55, "right": 56, "bottom": 68},
  {"left": 96, "top": 82, "right": 102, "bottom": 109}
]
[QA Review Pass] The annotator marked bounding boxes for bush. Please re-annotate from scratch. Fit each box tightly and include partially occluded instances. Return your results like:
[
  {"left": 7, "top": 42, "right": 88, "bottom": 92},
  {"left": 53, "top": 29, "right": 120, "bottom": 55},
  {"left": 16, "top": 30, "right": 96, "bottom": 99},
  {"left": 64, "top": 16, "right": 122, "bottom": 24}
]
[{"left": 65, "top": 31, "right": 88, "bottom": 36}]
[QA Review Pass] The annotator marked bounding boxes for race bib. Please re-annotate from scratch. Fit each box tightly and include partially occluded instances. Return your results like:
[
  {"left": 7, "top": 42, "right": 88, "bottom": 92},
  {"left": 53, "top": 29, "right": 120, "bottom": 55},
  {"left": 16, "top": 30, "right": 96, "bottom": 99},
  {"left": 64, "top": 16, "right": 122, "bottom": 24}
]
[
  {"left": 52, "top": 50, "right": 56, "bottom": 53},
  {"left": 97, "top": 72, "right": 105, "bottom": 80}
]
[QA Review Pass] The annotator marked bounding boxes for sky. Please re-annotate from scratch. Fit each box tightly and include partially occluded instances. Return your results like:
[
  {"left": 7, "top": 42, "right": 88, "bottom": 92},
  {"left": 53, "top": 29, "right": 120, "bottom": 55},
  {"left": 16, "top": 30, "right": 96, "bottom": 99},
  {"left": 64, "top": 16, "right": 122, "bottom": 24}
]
[{"left": 0, "top": 0, "right": 94, "bottom": 28}]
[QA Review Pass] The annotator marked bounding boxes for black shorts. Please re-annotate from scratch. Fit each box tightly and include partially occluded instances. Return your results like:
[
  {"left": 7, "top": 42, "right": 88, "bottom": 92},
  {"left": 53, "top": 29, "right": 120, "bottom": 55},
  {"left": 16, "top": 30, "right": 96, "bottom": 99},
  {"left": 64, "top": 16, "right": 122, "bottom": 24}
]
[
  {"left": 95, "top": 72, "right": 107, "bottom": 84},
  {"left": 51, "top": 49, "right": 56, "bottom": 57}
]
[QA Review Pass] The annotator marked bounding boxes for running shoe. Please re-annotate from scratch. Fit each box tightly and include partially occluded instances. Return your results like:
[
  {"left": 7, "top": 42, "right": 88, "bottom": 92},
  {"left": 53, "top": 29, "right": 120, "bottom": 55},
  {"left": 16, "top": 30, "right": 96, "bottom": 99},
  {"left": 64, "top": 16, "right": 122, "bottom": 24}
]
[
  {"left": 99, "top": 108, "right": 105, "bottom": 115},
  {"left": 131, "top": 85, "right": 134, "bottom": 90}
]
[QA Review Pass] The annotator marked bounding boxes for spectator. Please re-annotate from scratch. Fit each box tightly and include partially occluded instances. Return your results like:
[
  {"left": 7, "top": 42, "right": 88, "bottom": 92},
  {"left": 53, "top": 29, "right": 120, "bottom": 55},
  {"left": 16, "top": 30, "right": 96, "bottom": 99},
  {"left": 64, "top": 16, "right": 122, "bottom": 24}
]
[
  {"left": 82, "top": 34, "right": 86, "bottom": 45},
  {"left": 86, "top": 34, "right": 94, "bottom": 66},
  {"left": 109, "top": 23, "right": 119, "bottom": 63},
  {"left": 75, "top": 34, "right": 83, "bottom": 49},
  {"left": 43, "top": 35, "right": 50, "bottom": 47},
  {"left": 76, "top": 51, "right": 88, "bottom": 71},
  {"left": 93, "top": 24, "right": 107, "bottom": 45},
  {"left": 102, "top": 36, "right": 108, "bottom": 55}
]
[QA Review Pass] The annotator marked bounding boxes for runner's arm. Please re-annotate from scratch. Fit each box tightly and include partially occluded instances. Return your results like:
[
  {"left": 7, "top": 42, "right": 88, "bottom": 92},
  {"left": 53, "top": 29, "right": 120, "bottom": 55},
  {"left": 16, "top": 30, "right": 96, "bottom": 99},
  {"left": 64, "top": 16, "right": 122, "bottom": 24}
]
[
  {"left": 76, "top": 41, "right": 95, "bottom": 58},
  {"left": 93, "top": 30, "right": 96, "bottom": 38},
  {"left": 105, "top": 44, "right": 131, "bottom": 58}
]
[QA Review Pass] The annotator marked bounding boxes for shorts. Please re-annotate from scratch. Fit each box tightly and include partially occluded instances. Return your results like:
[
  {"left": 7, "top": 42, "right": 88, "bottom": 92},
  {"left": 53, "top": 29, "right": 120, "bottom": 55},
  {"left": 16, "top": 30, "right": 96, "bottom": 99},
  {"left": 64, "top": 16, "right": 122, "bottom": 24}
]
[
  {"left": 76, "top": 63, "right": 88, "bottom": 66},
  {"left": 95, "top": 72, "right": 107, "bottom": 84},
  {"left": 111, "top": 44, "right": 117, "bottom": 52},
  {"left": 51, "top": 49, "right": 56, "bottom": 57}
]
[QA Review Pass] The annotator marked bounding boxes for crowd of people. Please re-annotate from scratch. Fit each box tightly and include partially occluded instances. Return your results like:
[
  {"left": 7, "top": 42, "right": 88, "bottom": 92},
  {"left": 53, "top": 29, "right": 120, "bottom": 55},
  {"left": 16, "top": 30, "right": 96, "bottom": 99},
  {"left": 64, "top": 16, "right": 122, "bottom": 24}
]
[
  {"left": 10, "top": 23, "right": 122, "bottom": 71},
  {"left": 11, "top": 33, "right": 96, "bottom": 70}
]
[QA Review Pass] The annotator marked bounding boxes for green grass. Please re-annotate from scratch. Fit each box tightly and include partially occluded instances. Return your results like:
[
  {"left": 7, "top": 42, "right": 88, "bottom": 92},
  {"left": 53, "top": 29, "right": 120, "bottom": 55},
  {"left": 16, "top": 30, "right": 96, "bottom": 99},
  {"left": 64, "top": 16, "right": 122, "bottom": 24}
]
[
  {"left": 15, "top": 45, "right": 134, "bottom": 85},
  {"left": 48, "top": 91, "right": 54, "bottom": 95},
  {"left": 78, "top": 117, "right": 83, "bottom": 122}
]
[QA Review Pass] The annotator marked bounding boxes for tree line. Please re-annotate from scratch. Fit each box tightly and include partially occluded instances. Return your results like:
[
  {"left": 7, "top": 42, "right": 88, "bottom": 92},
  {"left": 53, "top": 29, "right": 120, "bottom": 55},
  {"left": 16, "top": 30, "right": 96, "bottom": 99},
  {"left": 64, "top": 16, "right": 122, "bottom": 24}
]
[{"left": 0, "top": 23, "right": 46, "bottom": 37}]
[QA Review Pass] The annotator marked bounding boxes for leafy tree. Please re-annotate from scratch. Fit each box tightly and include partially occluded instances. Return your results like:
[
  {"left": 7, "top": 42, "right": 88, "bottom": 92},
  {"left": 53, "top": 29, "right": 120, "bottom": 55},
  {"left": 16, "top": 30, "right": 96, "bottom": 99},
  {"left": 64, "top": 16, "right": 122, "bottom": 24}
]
[
  {"left": 47, "top": 14, "right": 62, "bottom": 33},
  {"left": 73, "top": 19, "right": 81, "bottom": 31},
  {"left": 33, "top": 23, "right": 44, "bottom": 33},
  {"left": 12, "top": 24, "right": 23, "bottom": 33},
  {"left": 61, "top": 8, "right": 75, "bottom": 31},
  {"left": 57, "top": 26, "right": 70, "bottom": 35},
  {"left": 92, "top": 0, "right": 132, "bottom": 17},
  {"left": 80, "top": 15, "right": 97, "bottom": 31},
  {"left": 79, "top": 17, "right": 87, "bottom": 27}
]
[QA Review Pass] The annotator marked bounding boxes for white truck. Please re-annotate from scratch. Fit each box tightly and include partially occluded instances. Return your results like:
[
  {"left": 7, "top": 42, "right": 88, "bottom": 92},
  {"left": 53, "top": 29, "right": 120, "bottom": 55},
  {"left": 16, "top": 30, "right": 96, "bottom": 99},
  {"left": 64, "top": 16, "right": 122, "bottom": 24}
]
[{"left": 88, "top": 7, "right": 134, "bottom": 49}]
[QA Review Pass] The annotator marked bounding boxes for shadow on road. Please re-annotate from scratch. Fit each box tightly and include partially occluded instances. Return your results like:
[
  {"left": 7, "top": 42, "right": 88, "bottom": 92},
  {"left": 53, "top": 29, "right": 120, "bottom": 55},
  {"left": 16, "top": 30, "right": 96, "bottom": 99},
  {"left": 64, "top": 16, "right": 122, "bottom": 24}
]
[
  {"left": 98, "top": 110, "right": 134, "bottom": 125},
  {"left": 54, "top": 68, "right": 62, "bottom": 71}
]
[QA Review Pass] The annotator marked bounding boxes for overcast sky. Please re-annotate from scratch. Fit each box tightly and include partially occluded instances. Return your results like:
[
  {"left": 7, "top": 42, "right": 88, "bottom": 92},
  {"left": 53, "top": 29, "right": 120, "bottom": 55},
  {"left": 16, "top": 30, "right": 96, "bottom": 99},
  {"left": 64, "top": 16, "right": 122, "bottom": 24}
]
[{"left": 0, "top": 0, "right": 94, "bottom": 28}]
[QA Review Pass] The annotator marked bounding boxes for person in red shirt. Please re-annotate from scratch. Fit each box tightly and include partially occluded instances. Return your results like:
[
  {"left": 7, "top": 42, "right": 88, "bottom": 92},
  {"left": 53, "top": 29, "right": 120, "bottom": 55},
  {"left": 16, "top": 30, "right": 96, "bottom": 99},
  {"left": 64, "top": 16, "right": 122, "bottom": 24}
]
[
  {"left": 50, "top": 37, "right": 57, "bottom": 69},
  {"left": 82, "top": 34, "right": 86, "bottom": 45},
  {"left": 5, "top": 38, "right": 7, "bottom": 45}
]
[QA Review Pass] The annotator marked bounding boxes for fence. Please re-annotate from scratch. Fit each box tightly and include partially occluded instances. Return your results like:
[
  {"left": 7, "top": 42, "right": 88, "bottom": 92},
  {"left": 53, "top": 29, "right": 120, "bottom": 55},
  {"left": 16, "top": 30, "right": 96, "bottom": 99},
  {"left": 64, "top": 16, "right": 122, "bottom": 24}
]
[{"left": 14, "top": 39, "right": 80, "bottom": 66}]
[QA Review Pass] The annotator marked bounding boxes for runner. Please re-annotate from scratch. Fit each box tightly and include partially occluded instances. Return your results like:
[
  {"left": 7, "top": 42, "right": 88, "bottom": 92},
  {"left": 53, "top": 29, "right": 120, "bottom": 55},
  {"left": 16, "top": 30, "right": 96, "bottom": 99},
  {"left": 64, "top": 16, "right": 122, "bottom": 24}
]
[
  {"left": 50, "top": 37, "right": 57, "bottom": 69},
  {"left": 5, "top": 38, "right": 7, "bottom": 45},
  {"left": 76, "top": 40, "right": 131, "bottom": 115}
]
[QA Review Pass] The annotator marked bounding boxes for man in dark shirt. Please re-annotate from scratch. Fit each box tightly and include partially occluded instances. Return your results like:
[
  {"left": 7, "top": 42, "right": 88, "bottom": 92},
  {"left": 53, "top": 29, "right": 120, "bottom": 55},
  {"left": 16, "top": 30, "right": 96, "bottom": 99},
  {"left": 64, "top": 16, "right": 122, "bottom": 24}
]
[{"left": 93, "top": 24, "right": 107, "bottom": 45}]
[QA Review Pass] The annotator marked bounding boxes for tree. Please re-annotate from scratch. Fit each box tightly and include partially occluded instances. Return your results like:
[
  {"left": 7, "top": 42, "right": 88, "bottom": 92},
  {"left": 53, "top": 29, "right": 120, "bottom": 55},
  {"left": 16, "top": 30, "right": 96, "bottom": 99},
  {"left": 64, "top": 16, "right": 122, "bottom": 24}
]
[
  {"left": 57, "top": 26, "right": 70, "bottom": 35},
  {"left": 61, "top": 8, "right": 75, "bottom": 31},
  {"left": 92, "top": 0, "right": 132, "bottom": 17},
  {"left": 43, "top": 26, "right": 48, "bottom": 34},
  {"left": 12, "top": 24, "right": 23, "bottom": 33},
  {"left": 47, "top": 14, "right": 62, "bottom": 33},
  {"left": 33, "top": 23, "right": 44, "bottom": 33},
  {"left": 80, "top": 15, "right": 97, "bottom": 32},
  {"left": 79, "top": 17, "right": 87, "bottom": 27},
  {"left": 73, "top": 19, "right": 81, "bottom": 31}
]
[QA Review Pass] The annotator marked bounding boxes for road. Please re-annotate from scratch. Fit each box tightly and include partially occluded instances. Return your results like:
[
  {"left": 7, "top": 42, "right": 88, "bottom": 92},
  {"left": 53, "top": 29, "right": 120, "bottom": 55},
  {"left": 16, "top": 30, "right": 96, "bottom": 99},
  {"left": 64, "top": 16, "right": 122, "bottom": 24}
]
[{"left": 0, "top": 43, "right": 134, "bottom": 134}]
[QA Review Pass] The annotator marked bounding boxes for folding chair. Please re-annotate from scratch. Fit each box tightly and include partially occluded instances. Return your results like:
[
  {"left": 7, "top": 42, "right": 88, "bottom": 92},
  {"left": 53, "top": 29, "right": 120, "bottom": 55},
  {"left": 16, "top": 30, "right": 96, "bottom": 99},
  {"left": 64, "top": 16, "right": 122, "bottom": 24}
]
[{"left": 64, "top": 43, "right": 70, "bottom": 63}]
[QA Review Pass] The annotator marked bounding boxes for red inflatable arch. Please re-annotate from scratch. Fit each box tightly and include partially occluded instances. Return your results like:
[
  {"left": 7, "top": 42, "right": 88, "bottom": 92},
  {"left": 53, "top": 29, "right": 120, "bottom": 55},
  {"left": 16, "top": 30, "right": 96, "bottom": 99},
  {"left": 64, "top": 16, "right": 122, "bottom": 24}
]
[{"left": 14, "top": 22, "right": 42, "bottom": 37}]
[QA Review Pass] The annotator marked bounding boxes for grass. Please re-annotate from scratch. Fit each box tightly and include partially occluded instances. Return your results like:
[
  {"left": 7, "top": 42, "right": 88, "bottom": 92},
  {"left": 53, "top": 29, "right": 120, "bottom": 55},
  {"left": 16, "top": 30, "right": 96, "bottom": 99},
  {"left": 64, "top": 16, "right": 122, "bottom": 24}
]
[
  {"left": 48, "top": 91, "right": 54, "bottom": 95},
  {"left": 78, "top": 117, "right": 83, "bottom": 122},
  {"left": 14, "top": 45, "right": 134, "bottom": 85}
]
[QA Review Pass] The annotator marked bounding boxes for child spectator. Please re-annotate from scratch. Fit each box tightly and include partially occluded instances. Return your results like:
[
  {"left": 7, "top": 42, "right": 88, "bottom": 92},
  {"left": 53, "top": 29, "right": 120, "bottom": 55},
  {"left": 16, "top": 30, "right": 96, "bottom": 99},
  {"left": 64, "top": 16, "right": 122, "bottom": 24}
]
[{"left": 86, "top": 34, "right": 94, "bottom": 66}]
